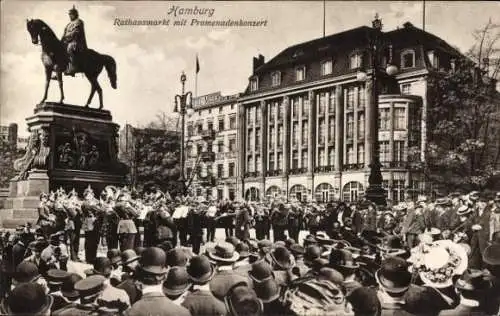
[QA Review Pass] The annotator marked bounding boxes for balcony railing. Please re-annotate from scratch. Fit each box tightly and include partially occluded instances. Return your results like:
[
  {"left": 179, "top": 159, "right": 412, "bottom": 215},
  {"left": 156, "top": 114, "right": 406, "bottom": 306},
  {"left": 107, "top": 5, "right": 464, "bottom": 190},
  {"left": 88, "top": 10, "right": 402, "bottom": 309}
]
[
  {"left": 342, "top": 163, "right": 365, "bottom": 171},
  {"left": 244, "top": 171, "right": 261, "bottom": 178},
  {"left": 289, "top": 167, "right": 308, "bottom": 175},
  {"left": 314, "top": 165, "right": 335, "bottom": 173},
  {"left": 384, "top": 161, "right": 408, "bottom": 168},
  {"left": 201, "top": 152, "right": 216, "bottom": 162},
  {"left": 266, "top": 169, "right": 282, "bottom": 177},
  {"left": 201, "top": 129, "right": 216, "bottom": 140}
]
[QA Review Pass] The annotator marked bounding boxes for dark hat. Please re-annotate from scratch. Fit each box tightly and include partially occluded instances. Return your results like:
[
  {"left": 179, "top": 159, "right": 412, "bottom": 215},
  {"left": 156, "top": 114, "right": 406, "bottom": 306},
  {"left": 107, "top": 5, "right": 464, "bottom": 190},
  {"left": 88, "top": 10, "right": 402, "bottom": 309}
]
[
  {"left": 257, "top": 239, "right": 272, "bottom": 252},
  {"left": 483, "top": 244, "right": 500, "bottom": 266},
  {"left": 75, "top": 275, "right": 106, "bottom": 298},
  {"left": 47, "top": 269, "right": 70, "bottom": 286},
  {"left": 235, "top": 242, "right": 250, "bottom": 259},
  {"left": 163, "top": 266, "right": 192, "bottom": 296},
  {"left": 107, "top": 249, "right": 122, "bottom": 266},
  {"left": 50, "top": 232, "right": 61, "bottom": 245},
  {"left": 285, "top": 238, "right": 296, "bottom": 249},
  {"left": 317, "top": 267, "right": 344, "bottom": 285},
  {"left": 347, "top": 287, "right": 380, "bottom": 316},
  {"left": 134, "top": 246, "right": 146, "bottom": 256},
  {"left": 469, "top": 191, "right": 480, "bottom": 201},
  {"left": 375, "top": 256, "right": 412, "bottom": 293},
  {"left": 312, "top": 257, "right": 330, "bottom": 272},
  {"left": 2, "top": 283, "right": 53, "bottom": 315},
  {"left": 166, "top": 248, "right": 188, "bottom": 267},
  {"left": 121, "top": 249, "right": 140, "bottom": 265},
  {"left": 68, "top": 5, "right": 78, "bottom": 14},
  {"left": 139, "top": 247, "right": 168, "bottom": 275},
  {"left": 254, "top": 279, "right": 280, "bottom": 303},
  {"left": 225, "top": 283, "right": 263, "bottom": 316},
  {"left": 449, "top": 192, "right": 461, "bottom": 198},
  {"left": 157, "top": 240, "right": 173, "bottom": 254},
  {"left": 85, "top": 257, "right": 112, "bottom": 277},
  {"left": 248, "top": 260, "right": 273, "bottom": 283},
  {"left": 455, "top": 269, "right": 491, "bottom": 291},
  {"left": 435, "top": 198, "right": 451, "bottom": 206},
  {"left": 304, "top": 245, "right": 322, "bottom": 266},
  {"left": 290, "top": 244, "right": 305, "bottom": 256},
  {"left": 226, "top": 236, "right": 241, "bottom": 247},
  {"left": 246, "top": 239, "right": 259, "bottom": 252},
  {"left": 303, "top": 234, "right": 318, "bottom": 246},
  {"left": 14, "top": 262, "right": 40, "bottom": 283},
  {"left": 330, "top": 249, "right": 359, "bottom": 269},
  {"left": 34, "top": 240, "right": 46, "bottom": 252},
  {"left": 61, "top": 273, "right": 83, "bottom": 300},
  {"left": 207, "top": 242, "right": 240, "bottom": 263},
  {"left": 315, "top": 232, "right": 335, "bottom": 245},
  {"left": 187, "top": 255, "right": 215, "bottom": 284},
  {"left": 269, "top": 246, "right": 292, "bottom": 270}
]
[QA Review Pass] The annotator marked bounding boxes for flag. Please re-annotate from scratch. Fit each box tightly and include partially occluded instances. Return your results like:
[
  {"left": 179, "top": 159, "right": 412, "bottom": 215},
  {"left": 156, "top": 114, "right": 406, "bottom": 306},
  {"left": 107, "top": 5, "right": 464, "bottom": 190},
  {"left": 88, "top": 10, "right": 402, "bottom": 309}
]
[{"left": 196, "top": 55, "right": 200, "bottom": 74}]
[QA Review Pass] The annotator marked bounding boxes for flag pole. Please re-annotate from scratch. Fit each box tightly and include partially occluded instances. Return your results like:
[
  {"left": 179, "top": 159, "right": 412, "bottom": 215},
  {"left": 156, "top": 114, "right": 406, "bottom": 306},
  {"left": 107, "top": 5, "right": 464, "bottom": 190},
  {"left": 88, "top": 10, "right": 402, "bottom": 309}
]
[
  {"left": 323, "top": 0, "right": 326, "bottom": 37},
  {"left": 195, "top": 54, "right": 199, "bottom": 98},
  {"left": 422, "top": 0, "right": 426, "bottom": 31}
]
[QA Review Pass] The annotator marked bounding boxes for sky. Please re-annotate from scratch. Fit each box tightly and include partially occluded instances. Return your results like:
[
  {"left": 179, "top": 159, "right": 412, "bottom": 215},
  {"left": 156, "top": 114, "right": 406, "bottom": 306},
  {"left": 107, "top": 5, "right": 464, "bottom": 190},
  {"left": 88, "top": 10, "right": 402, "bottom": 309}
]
[{"left": 1, "top": 1, "right": 499, "bottom": 136}]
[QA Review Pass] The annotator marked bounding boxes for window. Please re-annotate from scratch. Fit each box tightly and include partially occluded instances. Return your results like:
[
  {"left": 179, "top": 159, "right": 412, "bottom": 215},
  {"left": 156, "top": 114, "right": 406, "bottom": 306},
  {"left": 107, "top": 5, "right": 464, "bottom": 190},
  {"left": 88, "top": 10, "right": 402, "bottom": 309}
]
[
  {"left": 358, "top": 86, "right": 366, "bottom": 108},
  {"left": 346, "top": 145, "right": 354, "bottom": 164},
  {"left": 230, "top": 104, "right": 235, "bottom": 110},
  {"left": 255, "top": 105, "right": 261, "bottom": 124},
  {"left": 255, "top": 155, "right": 261, "bottom": 172},
  {"left": 219, "top": 106, "right": 224, "bottom": 113},
  {"left": 269, "top": 153, "right": 275, "bottom": 171},
  {"left": 328, "top": 148, "right": 335, "bottom": 166},
  {"left": 208, "top": 109, "right": 212, "bottom": 114},
  {"left": 247, "top": 156, "right": 254, "bottom": 172},
  {"left": 394, "top": 141, "right": 405, "bottom": 162},
  {"left": 271, "top": 72, "right": 281, "bottom": 86},
  {"left": 357, "top": 113, "right": 365, "bottom": 138},
  {"left": 197, "top": 121, "right": 203, "bottom": 134},
  {"left": 401, "top": 49, "right": 415, "bottom": 68},
  {"left": 207, "top": 121, "right": 213, "bottom": 131},
  {"left": 278, "top": 102, "right": 284, "bottom": 120},
  {"left": 277, "top": 152, "right": 283, "bottom": 170},
  {"left": 217, "top": 164, "right": 223, "bottom": 178},
  {"left": 328, "top": 117, "right": 335, "bottom": 143},
  {"left": 392, "top": 180, "right": 405, "bottom": 203},
  {"left": 401, "top": 83, "right": 411, "bottom": 95},
  {"left": 292, "top": 151, "right": 299, "bottom": 169},
  {"left": 350, "top": 52, "right": 363, "bottom": 69},
  {"left": 315, "top": 183, "right": 335, "bottom": 202},
  {"left": 379, "top": 141, "right": 390, "bottom": 163},
  {"left": 292, "top": 98, "right": 299, "bottom": 118},
  {"left": 187, "top": 123, "right": 193, "bottom": 137},
  {"left": 357, "top": 144, "right": 365, "bottom": 164},
  {"left": 197, "top": 144, "right": 203, "bottom": 155},
  {"left": 319, "top": 149, "right": 325, "bottom": 166},
  {"left": 321, "top": 60, "right": 333, "bottom": 75},
  {"left": 302, "top": 123, "right": 308, "bottom": 144},
  {"left": 346, "top": 113, "right": 354, "bottom": 138},
  {"left": 318, "top": 92, "right": 327, "bottom": 115},
  {"left": 217, "top": 188, "right": 223, "bottom": 200},
  {"left": 394, "top": 107, "right": 406, "bottom": 130},
  {"left": 247, "top": 130, "right": 253, "bottom": 151},
  {"left": 229, "top": 115, "right": 236, "bottom": 129},
  {"left": 255, "top": 128, "right": 261, "bottom": 150},
  {"left": 277, "top": 126, "right": 283, "bottom": 146},
  {"left": 269, "top": 126, "right": 275, "bottom": 147},
  {"left": 269, "top": 103, "right": 276, "bottom": 121},
  {"left": 218, "top": 140, "right": 224, "bottom": 153},
  {"left": 329, "top": 88, "right": 336, "bottom": 113},
  {"left": 196, "top": 187, "right": 202, "bottom": 196},
  {"left": 302, "top": 150, "right": 308, "bottom": 168},
  {"left": 302, "top": 96, "right": 309, "bottom": 116},
  {"left": 218, "top": 117, "right": 224, "bottom": 131},
  {"left": 347, "top": 87, "right": 355, "bottom": 109},
  {"left": 296, "top": 66, "right": 306, "bottom": 81},
  {"left": 292, "top": 123, "right": 299, "bottom": 146},
  {"left": 229, "top": 162, "right": 235, "bottom": 177},
  {"left": 342, "top": 181, "right": 364, "bottom": 202},
  {"left": 379, "top": 108, "right": 390, "bottom": 130},
  {"left": 319, "top": 119, "right": 326, "bottom": 144},
  {"left": 427, "top": 50, "right": 439, "bottom": 69},
  {"left": 250, "top": 77, "right": 258, "bottom": 91},
  {"left": 229, "top": 138, "right": 236, "bottom": 151},
  {"left": 246, "top": 109, "right": 252, "bottom": 125},
  {"left": 207, "top": 143, "right": 213, "bottom": 153}
]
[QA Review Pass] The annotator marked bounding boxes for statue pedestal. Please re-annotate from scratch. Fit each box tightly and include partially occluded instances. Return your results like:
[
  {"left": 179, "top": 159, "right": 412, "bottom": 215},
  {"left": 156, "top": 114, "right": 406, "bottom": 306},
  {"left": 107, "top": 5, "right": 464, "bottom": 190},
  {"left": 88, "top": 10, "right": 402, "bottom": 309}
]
[{"left": 1, "top": 102, "right": 128, "bottom": 228}]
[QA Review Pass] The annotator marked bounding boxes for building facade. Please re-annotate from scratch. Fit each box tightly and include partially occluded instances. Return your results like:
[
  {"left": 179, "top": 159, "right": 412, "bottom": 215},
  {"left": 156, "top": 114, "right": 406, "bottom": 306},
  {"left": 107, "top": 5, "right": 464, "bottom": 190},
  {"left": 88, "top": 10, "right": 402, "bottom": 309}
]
[
  {"left": 185, "top": 92, "right": 240, "bottom": 200},
  {"left": 237, "top": 20, "right": 462, "bottom": 203},
  {"left": 0, "top": 123, "right": 18, "bottom": 147}
]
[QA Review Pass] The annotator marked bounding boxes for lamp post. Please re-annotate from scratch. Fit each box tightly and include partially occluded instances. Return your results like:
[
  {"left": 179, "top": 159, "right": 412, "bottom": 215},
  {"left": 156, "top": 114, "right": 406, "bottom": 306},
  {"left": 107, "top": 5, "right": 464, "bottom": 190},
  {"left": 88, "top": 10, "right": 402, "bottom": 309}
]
[
  {"left": 174, "top": 71, "right": 194, "bottom": 195},
  {"left": 357, "top": 14, "right": 398, "bottom": 206}
]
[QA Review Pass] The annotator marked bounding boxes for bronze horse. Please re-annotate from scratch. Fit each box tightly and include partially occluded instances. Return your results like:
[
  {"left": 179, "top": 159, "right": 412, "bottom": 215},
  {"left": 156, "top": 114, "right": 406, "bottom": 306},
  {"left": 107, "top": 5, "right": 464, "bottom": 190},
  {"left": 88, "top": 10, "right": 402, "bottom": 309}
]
[{"left": 26, "top": 19, "right": 117, "bottom": 109}]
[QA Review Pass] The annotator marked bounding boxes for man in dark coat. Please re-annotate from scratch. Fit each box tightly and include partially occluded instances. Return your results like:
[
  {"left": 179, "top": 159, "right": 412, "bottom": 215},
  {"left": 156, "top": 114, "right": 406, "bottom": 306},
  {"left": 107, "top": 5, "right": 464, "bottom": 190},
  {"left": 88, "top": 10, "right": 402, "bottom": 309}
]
[
  {"left": 235, "top": 205, "right": 251, "bottom": 241},
  {"left": 287, "top": 206, "right": 301, "bottom": 243},
  {"left": 187, "top": 206, "right": 204, "bottom": 255}
]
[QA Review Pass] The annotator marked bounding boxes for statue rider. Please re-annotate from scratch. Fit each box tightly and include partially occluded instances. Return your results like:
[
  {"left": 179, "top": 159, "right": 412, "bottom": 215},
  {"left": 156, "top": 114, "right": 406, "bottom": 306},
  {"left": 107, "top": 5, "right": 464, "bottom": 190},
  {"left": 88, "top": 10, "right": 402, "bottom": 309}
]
[{"left": 62, "top": 5, "right": 87, "bottom": 76}]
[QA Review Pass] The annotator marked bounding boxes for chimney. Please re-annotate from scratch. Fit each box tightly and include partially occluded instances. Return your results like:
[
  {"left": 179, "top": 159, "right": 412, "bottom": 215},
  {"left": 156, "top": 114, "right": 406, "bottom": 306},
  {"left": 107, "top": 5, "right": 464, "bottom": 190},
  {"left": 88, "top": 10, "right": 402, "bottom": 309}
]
[{"left": 253, "top": 54, "right": 265, "bottom": 72}]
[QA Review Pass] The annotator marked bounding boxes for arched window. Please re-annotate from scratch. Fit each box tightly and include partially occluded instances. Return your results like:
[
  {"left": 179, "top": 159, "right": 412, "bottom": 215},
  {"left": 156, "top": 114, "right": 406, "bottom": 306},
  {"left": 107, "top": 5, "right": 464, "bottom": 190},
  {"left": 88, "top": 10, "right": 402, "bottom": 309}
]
[
  {"left": 266, "top": 186, "right": 281, "bottom": 199},
  {"left": 290, "top": 184, "right": 307, "bottom": 202},
  {"left": 342, "top": 181, "right": 364, "bottom": 202},
  {"left": 315, "top": 183, "right": 335, "bottom": 203},
  {"left": 401, "top": 49, "right": 415, "bottom": 69},
  {"left": 245, "top": 187, "right": 260, "bottom": 201}
]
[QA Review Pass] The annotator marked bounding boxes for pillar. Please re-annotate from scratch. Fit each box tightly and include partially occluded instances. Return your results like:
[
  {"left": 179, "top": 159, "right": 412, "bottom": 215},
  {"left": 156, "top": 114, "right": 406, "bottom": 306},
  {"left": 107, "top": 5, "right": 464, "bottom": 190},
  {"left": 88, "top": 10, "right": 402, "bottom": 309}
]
[
  {"left": 260, "top": 100, "right": 267, "bottom": 198},
  {"left": 335, "top": 86, "right": 343, "bottom": 171},
  {"left": 237, "top": 103, "right": 246, "bottom": 198},
  {"left": 283, "top": 96, "right": 290, "bottom": 174},
  {"left": 389, "top": 101, "right": 394, "bottom": 163},
  {"left": 308, "top": 90, "right": 315, "bottom": 174},
  {"left": 365, "top": 80, "right": 373, "bottom": 167}
]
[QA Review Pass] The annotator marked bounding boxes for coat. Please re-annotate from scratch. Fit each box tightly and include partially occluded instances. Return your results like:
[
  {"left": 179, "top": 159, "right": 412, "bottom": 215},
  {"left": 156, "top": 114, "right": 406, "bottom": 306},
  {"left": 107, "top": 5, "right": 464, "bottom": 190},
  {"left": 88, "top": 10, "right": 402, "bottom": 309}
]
[
  {"left": 438, "top": 304, "right": 487, "bottom": 316},
  {"left": 181, "top": 290, "right": 227, "bottom": 316},
  {"left": 125, "top": 292, "right": 191, "bottom": 316},
  {"left": 62, "top": 18, "right": 87, "bottom": 52},
  {"left": 209, "top": 270, "right": 248, "bottom": 300}
]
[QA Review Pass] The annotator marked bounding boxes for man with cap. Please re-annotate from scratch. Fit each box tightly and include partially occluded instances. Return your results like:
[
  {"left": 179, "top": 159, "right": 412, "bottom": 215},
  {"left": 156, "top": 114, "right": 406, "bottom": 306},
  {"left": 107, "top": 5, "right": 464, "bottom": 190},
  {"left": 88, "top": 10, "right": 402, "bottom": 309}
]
[
  {"left": 235, "top": 205, "right": 252, "bottom": 241},
  {"left": 254, "top": 205, "right": 270, "bottom": 240},
  {"left": 11, "top": 261, "right": 47, "bottom": 294},
  {"left": 23, "top": 239, "right": 45, "bottom": 268},
  {"left": 329, "top": 249, "right": 361, "bottom": 296},
  {"left": 182, "top": 254, "right": 226, "bottom": 315},
  {"left": 233, "top": 242, "right": 252, "bottom": 278},
  {"left": 270, "top": 205, "right": 288, "bottom": 242},
  {"left": 11, "top": 230, "right": 29, "bottom": 269},
  {"left": 115, "top": 250, "right": 142, "bottom": 305},
  {"left": 0, "top": 282, "right": 53, "bottom": 316},
  {"left": 287, "top": 205, "right": 301, "bottom": 243},
  {"left": 401, "top": 204, "right": 426, "bottom": 248},
  {"left": 208, "top": 242, "right": 249, "bottom": 300},
  {"left": 52, "top": 274, "right": 106, "bottom": 315},
  {"left": 106, "top": 248, "right": 122, "bottom": 286},
  {"left": 127, "top": 247, "right": 191, "bottom": 316},
  {"left": 187, "top": 204, "right": 204, "bottom": 255},
  {"left": 46, "top": 268, "right": 71, "bottom": 311},
  {"left": 60, "top": 273, "right": 83, "bottom": 306},
  {"left": 163, "top": 266, "right": 191, "bottom": 305},
  {"left": 86, "top": 256, "right": 131, "bottom": 313}
]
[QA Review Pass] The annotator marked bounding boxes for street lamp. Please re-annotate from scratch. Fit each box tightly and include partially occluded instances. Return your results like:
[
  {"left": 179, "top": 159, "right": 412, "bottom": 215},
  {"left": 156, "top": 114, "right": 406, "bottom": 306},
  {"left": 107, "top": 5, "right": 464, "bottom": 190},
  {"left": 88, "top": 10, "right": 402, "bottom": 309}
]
[
  {"left": 357, "top": 14, "right": 398, "bottom": 206},
  {"left": 174, "top": 71, "right": 193, "bottom": 195}
]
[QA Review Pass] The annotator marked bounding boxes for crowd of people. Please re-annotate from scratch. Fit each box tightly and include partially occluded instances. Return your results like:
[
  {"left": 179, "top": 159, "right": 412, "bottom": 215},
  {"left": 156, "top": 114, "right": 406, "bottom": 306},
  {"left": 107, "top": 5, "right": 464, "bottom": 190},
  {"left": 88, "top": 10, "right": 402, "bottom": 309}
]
[{"left": 0, "top": 184, "right": 500, "bottom": 315}]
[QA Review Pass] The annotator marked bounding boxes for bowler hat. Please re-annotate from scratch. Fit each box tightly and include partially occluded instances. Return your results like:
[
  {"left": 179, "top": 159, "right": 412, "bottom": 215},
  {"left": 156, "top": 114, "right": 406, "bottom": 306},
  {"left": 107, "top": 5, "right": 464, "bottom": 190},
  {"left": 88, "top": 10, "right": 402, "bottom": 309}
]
[
  {"left": 330, "top": 249, "right": 359, "bottom": 270},
  {"left": 455, "top": 269, "right": 490, "bottom": 291},
  {"left": 303, "top": 235, "right": 318, "bottom": 247},
  {"left": 226, "top": 236, "right": 241, "bottom": 247},
  {"left": 316, "top": 232, "right": 334, "bottom": 245},
  {"left": 85, "top": 257, "right": 112, "bottom": 277},
  {"left": 269, "top": 246, "right": 292, "bottom": 270},
  {"left": 225, "top": 282, "right": 263, "bottom": 316},
  {"left": 47, "top": 269, "right": 70, "bottom": 286},
  {"left": 248, "top": 260, "right": 274, "bottom": 283},
  {"left": 347, "top": 287, "right": 380, "bottom": 316},
  {"left": 304, "top": 245, "right": 321, "bottom": 266},
  {"left": 312, "top": 257, "right": 330, "bottom": 272},
  {"left": 285, "top": 238, "right": 296, "bottom": 249},
  {"left": 107, "top": 249, "right": 122, "bottom": 266},
  {"left": 2, "top": 283, "right": 53, "bottom": 315},
  {"left": 134, "top": 246, "right": 146, "bottom": 256},
  {"left": 74, "top": 275, "right": 106, "bottom": 298},
  {"left": 139, "top": 247, "right": 168, "bottom": 275},
  {"left": 254, "top": 279, "right": 280, "bottom": 303},
  {"left": 317, "top": 267, "right": 344, "bottom": 285},
  {"left": 290, "top": 244, "right": 305, "bottom": 256},
  {"left": 435, "top": 198, "right": 451, "bottom": 206},
  {"left": 375, "top": 256, "right": 412, "bottom": 293},
  {"left": 235, "top": 242, "right": 250, "bottom": 259},
  {"left": 61, "top": 273, "right": 83, "bottom": 300},
  {"left": 483, "top": 244, "right": 500, "bottom": 266},
  {"left": 166, "top": 248, "right": 188, "bottom": 267},
  {"left": 163, "top": 266, "right": 192, "bottom": 296},
  {"left": 207, "top": 242, "right": 240, "bottom": 263},
  {"left": 121, "top": 249, "right": 140, "bottom": 265},
  {"left": 14, "top": 261, "right": 40, "bottom": 283},
  {"left": 187, "top": 255, "right": 215, "bottom": 284},
  {"left": 257, "top": 239, "right": 272, "bottom": 252}
]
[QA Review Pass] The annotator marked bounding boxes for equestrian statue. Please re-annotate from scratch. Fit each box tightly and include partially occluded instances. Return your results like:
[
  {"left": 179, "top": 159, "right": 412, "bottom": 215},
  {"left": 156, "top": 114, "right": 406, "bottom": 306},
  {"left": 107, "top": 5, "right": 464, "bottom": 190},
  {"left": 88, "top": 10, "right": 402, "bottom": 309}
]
[{"left": 26, "top": 6, "right": 117, "bottom": 109}]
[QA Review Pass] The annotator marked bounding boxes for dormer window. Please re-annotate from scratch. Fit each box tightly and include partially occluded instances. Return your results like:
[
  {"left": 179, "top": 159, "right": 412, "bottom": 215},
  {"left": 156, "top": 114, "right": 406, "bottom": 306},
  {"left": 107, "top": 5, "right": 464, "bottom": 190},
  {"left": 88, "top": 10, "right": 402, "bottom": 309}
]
[
  {"left": 401, "top": 49, "right": 415, "bottom": 68},
  {"left": 350, "top": 52, "right": 363, "bottom": 69},
  {"left": 295, "top": 66, "right": 306, "bottom": 81},
  {"left": 321, "top": 60, "right": 333, "bottom": 76},
  {"left": 271, "top": 71, "right": 281, "bottom": 87},
  {"left": 250, "top": 77, "right": 258, "bottom": 91}
]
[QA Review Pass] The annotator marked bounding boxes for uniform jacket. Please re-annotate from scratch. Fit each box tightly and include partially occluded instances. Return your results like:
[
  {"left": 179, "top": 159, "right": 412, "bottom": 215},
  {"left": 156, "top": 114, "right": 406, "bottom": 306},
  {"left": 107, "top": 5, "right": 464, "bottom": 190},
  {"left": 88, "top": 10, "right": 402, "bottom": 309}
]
[
  {"left": 62, "top": 18, "right": 87, "bottom": 51},
  {"left": 126, "top": 292, "right": 191, "bottom": 316},
  {"left": 401, "top": 208, "right": 426, "bottom": 235},
  {"left": 181, "top": 289, "right": 227, "bottom": 316},
  {"left": 11, "top": 241, "right": 27, "bottom": 268}
]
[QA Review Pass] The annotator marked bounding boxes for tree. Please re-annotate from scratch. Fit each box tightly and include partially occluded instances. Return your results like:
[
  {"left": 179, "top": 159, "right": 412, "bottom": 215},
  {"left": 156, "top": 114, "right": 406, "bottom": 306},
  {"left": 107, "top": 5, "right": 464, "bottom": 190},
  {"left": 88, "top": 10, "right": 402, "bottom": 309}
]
[{"left": 0, "top": 139, "right": 24, "bottom": 187}]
